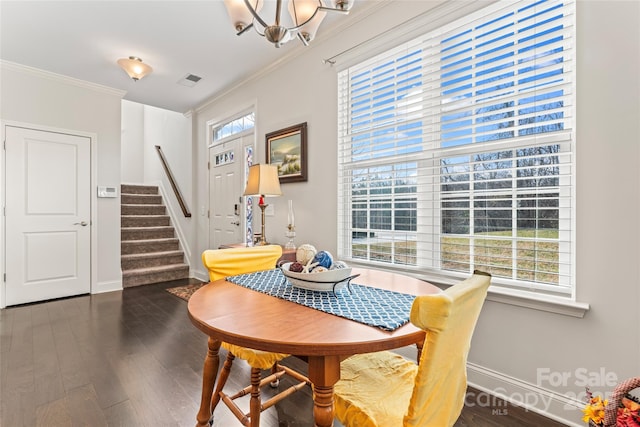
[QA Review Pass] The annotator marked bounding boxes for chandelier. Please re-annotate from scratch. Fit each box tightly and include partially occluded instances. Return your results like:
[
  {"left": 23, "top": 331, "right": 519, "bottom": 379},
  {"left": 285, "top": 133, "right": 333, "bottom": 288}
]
[{"left": 223, "top": 0, "right": 353, "bottom": 48}]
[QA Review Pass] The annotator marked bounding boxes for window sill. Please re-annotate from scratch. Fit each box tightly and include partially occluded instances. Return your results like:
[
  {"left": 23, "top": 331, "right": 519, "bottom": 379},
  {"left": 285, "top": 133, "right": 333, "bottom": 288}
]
[
  {"left": 347, "top": 262, "right": 590, "bottom": 318},
  {"left": 433, "top": 277, "right": 589, "bottom": 318},
  {"left": 483, "top": 286, "right": 589, "bottom": 318}
]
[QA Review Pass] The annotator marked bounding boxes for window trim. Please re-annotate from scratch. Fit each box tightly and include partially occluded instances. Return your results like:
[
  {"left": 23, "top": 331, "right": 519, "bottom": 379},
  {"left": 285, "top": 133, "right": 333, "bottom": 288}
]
[
  {"left": 347, "top": 259, "right": 589, "bottom": 317},
  {"left": 210, "top": 111, "right": 255, "bottom": 146},
  {"left": 336, "top": 0, "right": 580, "bottom": 303}
]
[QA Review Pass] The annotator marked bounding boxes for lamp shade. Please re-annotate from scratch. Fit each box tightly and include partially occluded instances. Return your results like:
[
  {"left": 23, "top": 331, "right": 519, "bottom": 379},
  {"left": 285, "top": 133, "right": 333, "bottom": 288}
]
[
  {"left": 223, "top": 0, "right": 264, "bottom": 32},
  {"left": 243, "top": 164, "right": 282, "bottom": 197},
  {"left": 117, "top": 56, "right": 152, "bottom": 81},
  {"left": 289, "top": 0, "right": 326, "bottom": 42}
]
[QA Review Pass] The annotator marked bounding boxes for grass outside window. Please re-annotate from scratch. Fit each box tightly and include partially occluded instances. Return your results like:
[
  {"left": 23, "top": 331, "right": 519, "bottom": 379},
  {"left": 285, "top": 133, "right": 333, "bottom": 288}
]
[{"left": 352, "top": 229, "right": 560, "bottom": 285}]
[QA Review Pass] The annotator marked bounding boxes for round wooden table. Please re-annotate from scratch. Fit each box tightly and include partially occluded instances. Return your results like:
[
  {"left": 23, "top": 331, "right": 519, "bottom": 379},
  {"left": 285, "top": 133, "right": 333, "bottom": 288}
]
[{"left": 188, "top": 267, "right": 440, "bottom": 427}]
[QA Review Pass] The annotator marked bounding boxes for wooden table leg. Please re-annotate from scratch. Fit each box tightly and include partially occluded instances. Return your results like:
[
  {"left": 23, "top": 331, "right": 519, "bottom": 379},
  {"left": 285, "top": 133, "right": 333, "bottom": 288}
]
[
  {"left": 196, "top": 338, "right": 221, "bottom": 427},
  {"left": 307, "top": 355, "right": 341, "bottom": 427}
]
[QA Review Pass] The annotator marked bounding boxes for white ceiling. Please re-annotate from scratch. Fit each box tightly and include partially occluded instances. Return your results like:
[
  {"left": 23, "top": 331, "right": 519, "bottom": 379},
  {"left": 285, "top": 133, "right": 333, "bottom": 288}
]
[{"left": 0, "top": 1, "right": 358, "bottom": 114}]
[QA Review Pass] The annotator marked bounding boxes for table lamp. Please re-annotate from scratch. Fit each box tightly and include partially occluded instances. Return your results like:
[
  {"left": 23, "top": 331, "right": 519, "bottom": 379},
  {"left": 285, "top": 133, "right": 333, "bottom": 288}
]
[{"left": 243, "top": 164, "right": 282, "bottom": 245}]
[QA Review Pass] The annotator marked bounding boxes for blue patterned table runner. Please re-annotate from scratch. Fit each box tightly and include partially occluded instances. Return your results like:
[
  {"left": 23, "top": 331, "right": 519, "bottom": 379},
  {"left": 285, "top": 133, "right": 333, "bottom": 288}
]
[{"left": 226, "top": 269, "right": 416, "bottom": 331}]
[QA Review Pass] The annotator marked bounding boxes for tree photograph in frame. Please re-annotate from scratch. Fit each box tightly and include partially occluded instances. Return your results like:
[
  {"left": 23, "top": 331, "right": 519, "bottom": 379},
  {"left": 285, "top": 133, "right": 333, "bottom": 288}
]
[{"left": 266, "top": 122, "right": 307, "bottom": 183}]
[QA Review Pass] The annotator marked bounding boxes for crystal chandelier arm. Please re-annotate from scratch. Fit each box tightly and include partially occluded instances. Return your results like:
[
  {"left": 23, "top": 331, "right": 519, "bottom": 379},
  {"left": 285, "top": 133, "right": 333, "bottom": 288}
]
[{"left": 243, "top": 0, "right": 268, "bottom": 28}]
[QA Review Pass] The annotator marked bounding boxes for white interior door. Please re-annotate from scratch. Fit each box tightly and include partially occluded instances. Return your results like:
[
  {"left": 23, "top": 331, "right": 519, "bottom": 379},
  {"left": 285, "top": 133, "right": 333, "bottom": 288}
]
[
  {"left": 5, "top": 126, "right": 91, "bottom": 306},
  {"left": 209, "top": 136, "right": 247, "bottom": 248}
]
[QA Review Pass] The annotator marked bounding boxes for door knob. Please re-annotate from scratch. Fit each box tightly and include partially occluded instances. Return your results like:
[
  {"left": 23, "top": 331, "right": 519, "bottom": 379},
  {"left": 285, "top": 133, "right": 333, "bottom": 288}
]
[
  {"left": 231, "top": 221, "right": 240, "bottom": 226},
  {"left": 73, "top": 221, "right": 88, "bottom": 226}
]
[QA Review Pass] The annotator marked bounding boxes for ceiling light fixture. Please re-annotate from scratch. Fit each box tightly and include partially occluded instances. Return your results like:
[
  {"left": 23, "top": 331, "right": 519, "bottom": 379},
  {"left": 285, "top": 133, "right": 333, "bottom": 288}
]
[
  {"left": 117, "top": 56, "right": 153, "bottom": 81},
  {"left": 223, "top": 0, "right": 353, "bottom": 48}
]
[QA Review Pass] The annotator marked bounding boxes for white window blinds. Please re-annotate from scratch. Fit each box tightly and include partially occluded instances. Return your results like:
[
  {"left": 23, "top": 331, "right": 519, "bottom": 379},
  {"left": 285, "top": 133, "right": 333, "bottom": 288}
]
[{"left": 337, "top": 0, "right": 575, "bottom": 294}]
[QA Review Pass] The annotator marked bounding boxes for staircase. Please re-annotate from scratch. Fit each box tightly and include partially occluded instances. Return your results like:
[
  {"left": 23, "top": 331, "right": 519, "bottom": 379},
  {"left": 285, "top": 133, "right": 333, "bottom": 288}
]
[{"left": 121, "top": 184, "right": 189, "bottom": 287}]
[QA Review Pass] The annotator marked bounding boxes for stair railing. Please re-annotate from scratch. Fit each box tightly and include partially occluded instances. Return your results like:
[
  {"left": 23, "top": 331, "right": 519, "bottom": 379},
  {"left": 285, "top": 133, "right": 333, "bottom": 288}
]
[{"left": 155, "top": 145, "right": 192, "bottom": 218}]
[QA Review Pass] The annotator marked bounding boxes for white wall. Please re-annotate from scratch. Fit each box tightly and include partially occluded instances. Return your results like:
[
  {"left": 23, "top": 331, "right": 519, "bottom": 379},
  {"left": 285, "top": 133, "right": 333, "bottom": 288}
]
[
  {"left": 121, "top": 100, "right": 145, "bottom": 183},
  {"left": 1, "top": 62, "right": 125, "bottom": 294},
  {"left": 194, "top": 1, "right": 640, "bottom": 424}
]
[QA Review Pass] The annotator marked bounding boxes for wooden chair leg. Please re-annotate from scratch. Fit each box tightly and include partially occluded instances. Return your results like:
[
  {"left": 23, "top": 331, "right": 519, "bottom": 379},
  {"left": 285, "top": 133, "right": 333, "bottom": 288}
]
[
  {"left": 214, "top": 355, "right": 311, "bottom": 427},
  {"left": 211, "top": 352, "right": 235, "bottom": 412},
  {"left": 249, "top": 367, "right": 261, "bottom": 427},
  {"left": 270, "top": 363, "right": 280, "bottom": 388}
]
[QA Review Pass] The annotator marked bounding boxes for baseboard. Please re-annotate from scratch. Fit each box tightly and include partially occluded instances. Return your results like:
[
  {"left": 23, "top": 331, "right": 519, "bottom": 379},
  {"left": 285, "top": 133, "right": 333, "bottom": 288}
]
[
  {"left": 467, "top": 362, "right": 584, "bottom": 426},
  {"left": 92, "top": 279, "right": 123, "bottom": 294},
  {"left": 193, "top": 268, "right": 209, "bottom": 283}
]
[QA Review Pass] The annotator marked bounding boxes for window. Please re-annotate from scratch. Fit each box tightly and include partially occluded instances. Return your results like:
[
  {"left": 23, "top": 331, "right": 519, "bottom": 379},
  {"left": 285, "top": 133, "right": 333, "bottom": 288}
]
[
  {"left": 212, "top": 112, "right": 255, "bottom": 143},
  {"left": 337, "top": 0, "right": 575, "bottom": 295}
]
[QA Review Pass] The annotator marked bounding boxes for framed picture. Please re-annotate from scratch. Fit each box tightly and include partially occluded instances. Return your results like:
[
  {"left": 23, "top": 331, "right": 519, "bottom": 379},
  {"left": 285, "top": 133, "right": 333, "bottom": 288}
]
[{"left": 266, "top": 122, "right": 308, "bottom": 183}]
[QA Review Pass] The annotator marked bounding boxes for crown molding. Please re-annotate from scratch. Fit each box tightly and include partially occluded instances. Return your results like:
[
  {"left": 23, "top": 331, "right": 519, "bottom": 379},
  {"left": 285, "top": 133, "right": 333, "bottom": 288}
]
[
  {"left": 1, "top": 60, "right": 126, "bottom": 98},
  {"left": 194, "top": 0, "right": 383, "bottom": 113}
]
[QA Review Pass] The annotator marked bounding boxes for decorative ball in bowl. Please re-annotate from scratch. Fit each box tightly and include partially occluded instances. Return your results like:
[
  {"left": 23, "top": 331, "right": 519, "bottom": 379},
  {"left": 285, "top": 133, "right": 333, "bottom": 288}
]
[{"left": 280, "top": 262, "right": 353, "bottom": 292}]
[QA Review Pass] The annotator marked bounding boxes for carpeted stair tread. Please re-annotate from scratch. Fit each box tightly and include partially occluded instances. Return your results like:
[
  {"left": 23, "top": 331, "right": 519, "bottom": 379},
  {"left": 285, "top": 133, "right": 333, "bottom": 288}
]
[
  {"left": 121, "top": 215, "right": 171, "bottom": 227},
  {"left": 121, "top": 226, "right": 176, "bottom": 240},
  {"left": 122, "top": 263, "right": 189, "bottom": 277},
  {"left": 122, "top": 215, "right": 170, "bottom": 219},
  {"left": 122, "top": 237, "right": 179, "bottom": 244},
  {"left": 122, "top": 214, "right": 168, "bottom": 218},
  {"left": 121, "top": 184, "right": 159, "bottom": 194},
  {"left": 121, "top": 194, "right": 163, "bottom": 204},
  {"left": 121, "top": 237, "right": 180, "bottom": 254},
  {"left": 122, "top": 250, "right": 184, "bottom": 260},
  {"left": 122, "top": 263, "right": 190, "bottom": 287},
  {"left": 122, "top": 226, "right": 174, "bottom": 232},
  {"left": 121, "top": 250, "right": 184, "bottom": 268},
  {"left": 121, "top": 204, "right": 166, "bottom": 215},
  {"left": 122, "top": 203, "right": 164, "bottom": 210}
]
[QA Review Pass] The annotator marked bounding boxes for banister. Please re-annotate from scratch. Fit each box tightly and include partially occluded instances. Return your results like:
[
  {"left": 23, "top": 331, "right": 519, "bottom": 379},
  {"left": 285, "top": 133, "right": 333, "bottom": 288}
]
[{"left": 155, "top": 145, "right": 192, "bottom": 218}]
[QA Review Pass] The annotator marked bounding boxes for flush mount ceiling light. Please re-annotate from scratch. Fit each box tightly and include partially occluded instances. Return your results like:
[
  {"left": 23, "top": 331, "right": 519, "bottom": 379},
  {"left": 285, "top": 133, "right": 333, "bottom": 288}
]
[
  {"left": 223, "top": 0, "right": 353, "bottom": 48},
  {"left": 117, "top": 56, "right": 153, "bottom": 81}
]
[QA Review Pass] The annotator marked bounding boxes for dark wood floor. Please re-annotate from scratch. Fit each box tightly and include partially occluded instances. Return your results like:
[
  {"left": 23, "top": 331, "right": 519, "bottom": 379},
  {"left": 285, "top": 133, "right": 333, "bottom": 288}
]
[{"left": 0, "top": 279, "right": 566, "bottom": 427}]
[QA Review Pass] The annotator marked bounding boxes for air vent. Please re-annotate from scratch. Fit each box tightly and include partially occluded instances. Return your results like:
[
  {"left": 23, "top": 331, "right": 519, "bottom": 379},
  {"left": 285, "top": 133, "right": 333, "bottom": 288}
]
[{"left": 177, "top": 73, "right": 202, "bottom": 87}]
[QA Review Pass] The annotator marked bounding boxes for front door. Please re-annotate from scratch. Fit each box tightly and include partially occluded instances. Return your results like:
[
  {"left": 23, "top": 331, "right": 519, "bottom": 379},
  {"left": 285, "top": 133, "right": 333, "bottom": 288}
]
[
  {"left": 209, "top": 136, "right": 249, "bottom": 249},
  {"left": 5, "top": 126, "right": 91, "bottom": 306}
]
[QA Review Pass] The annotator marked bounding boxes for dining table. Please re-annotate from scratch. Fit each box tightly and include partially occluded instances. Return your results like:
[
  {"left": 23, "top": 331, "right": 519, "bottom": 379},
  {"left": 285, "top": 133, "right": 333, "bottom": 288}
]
[{"left": 187, "top": 266, "right": 441, "bottom": 427}]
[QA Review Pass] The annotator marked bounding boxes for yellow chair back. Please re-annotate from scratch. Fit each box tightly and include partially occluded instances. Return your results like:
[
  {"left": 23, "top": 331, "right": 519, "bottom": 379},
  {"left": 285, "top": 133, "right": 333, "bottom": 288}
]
[
  {"left": 403, "top": 271, "right": 491, "bottom": 426},
  {"left": 201, "top": 245, "right": 282, "bottom": 282},
  {"left": 333, "top": 271, "right": 491, "bottom": 427}
]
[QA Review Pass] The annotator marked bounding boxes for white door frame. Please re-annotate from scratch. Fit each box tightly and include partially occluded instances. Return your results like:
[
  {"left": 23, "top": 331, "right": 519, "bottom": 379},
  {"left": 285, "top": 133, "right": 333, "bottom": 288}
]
[
  {"left": 207, "top": 128, "right": 256, "bottom": 249},
  {"left": 1, "top": 120, "right": 97, "bottom": 309}
]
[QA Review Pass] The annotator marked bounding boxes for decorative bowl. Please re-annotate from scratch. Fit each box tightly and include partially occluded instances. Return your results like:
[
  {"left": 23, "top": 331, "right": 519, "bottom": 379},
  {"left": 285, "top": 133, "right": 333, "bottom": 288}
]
[{"left": 280, "top": 262, "right": 354, "bottom": 292}]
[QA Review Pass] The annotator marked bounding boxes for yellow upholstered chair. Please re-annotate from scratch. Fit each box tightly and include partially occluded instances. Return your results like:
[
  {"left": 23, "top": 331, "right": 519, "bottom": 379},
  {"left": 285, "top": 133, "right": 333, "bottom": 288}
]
[
  {"left": 201, "top": 245, "right": 310, "bottom": 427},
  {"left": 334, "top": 271, "right": 491, "bottom": 427}
]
